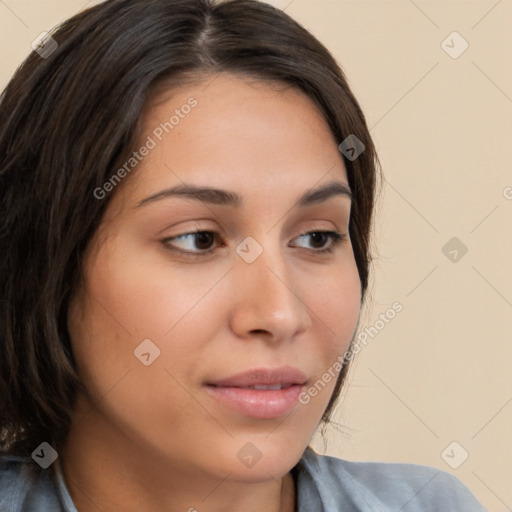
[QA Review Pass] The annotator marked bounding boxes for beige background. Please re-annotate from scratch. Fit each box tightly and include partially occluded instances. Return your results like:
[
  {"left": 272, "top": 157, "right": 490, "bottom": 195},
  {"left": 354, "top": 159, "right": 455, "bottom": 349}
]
[{"left": 1, "top": 0, "right": 511, "bottom": 510}]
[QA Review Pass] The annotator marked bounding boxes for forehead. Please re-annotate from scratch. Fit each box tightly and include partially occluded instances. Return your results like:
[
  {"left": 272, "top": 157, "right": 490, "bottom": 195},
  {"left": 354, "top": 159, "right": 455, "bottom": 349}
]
[{"left": 118, "top": 72, "right": 348, "bottom": 207}]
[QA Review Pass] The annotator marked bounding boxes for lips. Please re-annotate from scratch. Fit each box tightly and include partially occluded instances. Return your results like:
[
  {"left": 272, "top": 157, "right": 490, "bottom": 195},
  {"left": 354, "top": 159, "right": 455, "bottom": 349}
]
[
  {"left": 206, "top": 366, "right": 308, "bottom": 388},
  {"left": 204, "top": 366, "right": 308, "bottom": 419}
]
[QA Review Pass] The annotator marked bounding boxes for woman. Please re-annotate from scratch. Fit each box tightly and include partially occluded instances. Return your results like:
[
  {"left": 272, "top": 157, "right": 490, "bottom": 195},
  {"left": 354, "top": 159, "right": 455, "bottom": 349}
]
[{"left": 0, "top": 0, "right": 487, "bottom": 510}]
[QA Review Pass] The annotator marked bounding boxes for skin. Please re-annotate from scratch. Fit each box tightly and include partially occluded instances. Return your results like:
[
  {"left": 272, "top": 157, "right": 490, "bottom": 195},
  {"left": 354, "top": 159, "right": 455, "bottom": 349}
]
[{"left": 62, "top": 72, "right": 361, "bottom": 512}]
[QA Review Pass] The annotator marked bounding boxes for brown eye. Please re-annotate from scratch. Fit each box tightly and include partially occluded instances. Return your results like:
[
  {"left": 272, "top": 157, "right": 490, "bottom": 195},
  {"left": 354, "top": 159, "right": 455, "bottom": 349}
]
[
  {"left": 291, "top": 231, "right": 346, "bottom": 253},
  {"left": 162, "top": 231, "right": 220, "bottom": 255},
  {"left": 162, "top": 230, "right": 346, "bottom": 257}
]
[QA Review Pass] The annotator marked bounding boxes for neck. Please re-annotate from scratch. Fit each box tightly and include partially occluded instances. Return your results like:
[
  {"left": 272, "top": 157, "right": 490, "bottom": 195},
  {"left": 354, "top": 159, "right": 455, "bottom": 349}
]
[{"left": 58, "top": 400, "right": 296, "bottom": 512}]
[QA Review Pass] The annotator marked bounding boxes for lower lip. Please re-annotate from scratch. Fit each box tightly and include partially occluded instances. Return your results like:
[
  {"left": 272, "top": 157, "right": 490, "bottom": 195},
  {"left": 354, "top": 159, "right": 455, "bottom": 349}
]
[{"left": 205, "top": 384, "right": 303, "bottom": 419}]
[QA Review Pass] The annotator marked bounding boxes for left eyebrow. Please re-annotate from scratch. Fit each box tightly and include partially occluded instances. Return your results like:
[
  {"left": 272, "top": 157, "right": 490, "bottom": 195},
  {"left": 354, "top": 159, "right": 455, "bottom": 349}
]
[{"left": 135, "top": 179, "right": 352, "bottom": 209}]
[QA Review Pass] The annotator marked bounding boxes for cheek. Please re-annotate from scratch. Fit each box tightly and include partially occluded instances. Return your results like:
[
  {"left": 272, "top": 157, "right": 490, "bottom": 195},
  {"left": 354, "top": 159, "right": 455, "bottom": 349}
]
[
  {"left": 66, "top": 245, "right": 229, "bottom": 415},
  {"left": 308, "top": 255, "right": 361, "bottom": 343},
  {"left": 89, "top": 236, "right": 234, "bottom": 340},
  {"left": 67, "top": 283, "right": 202, "bottom": 449},
  {"left": 296, "top": 259, "right": 361, "bottom": 409}
]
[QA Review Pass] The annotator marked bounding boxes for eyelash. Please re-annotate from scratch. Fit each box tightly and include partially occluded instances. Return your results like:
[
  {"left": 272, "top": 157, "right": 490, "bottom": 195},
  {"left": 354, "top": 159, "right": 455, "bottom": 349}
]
[{"left": 161, "top": 230, "right": 347, "bottom": 257}]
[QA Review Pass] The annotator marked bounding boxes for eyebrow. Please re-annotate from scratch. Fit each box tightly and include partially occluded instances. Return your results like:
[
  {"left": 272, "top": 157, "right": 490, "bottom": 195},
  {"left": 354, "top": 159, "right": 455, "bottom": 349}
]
[{"left": 136, "top": 179, "right": 352, "bottom": 209}]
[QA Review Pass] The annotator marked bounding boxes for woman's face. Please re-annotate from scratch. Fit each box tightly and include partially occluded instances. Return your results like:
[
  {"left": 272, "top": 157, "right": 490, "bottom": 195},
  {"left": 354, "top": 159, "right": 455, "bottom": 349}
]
[{"left": 67, "top": 72, "right": 361, "bottom": 483}]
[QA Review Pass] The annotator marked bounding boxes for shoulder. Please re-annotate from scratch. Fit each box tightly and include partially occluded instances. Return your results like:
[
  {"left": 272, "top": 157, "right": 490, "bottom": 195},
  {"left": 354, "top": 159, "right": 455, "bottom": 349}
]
[
  {"left": 0, "top": 454, "right": 67, "bottom": 512},
  {"left": 296, "top": 448, "right": 488, "bottom": 511}
]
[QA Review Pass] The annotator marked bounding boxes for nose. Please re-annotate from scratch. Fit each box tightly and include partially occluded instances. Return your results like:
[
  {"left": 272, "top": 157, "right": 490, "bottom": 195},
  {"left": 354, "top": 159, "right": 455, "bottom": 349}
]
[{"left": 228, "top": 240, "right": 312, "bottom": 344}]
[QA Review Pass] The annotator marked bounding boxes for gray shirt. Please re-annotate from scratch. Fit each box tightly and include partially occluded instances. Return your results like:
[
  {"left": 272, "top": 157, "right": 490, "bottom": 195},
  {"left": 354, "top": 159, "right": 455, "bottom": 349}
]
[{"left": 0, "top": 447, "right": 488, "bottom": 511}]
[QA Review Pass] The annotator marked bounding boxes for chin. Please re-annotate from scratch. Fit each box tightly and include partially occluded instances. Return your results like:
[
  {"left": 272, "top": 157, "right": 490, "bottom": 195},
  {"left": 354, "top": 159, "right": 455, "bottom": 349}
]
[{"left": 209, "top": 433, "right": 308, "bottom": 483}]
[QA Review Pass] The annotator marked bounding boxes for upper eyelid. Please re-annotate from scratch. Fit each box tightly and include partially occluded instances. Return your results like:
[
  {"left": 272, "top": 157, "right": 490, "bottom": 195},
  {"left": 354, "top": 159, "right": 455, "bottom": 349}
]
[
  {"left": 154, "top": 206, "right": 349, "bottom": 237},
  {"left": 163, "top": 228, "right": 341, "bottom": 240},
  {"left": 161, "top": 216, "right": 346, "bottom": 237}
]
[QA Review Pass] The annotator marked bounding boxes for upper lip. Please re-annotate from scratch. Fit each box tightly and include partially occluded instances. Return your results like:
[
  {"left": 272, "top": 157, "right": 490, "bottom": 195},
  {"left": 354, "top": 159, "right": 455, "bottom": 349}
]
[{"left": 207, "top": 366, "right": 308, "bottom": 387}]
